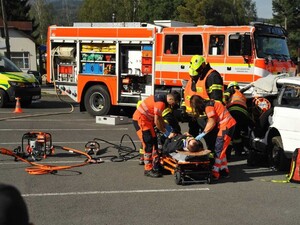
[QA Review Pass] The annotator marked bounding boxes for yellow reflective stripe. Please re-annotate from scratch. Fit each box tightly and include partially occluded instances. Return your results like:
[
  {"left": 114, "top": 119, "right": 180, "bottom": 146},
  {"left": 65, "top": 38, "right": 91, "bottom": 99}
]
[
  {"left": 162, "top": 108, "right": 172, "bottom": 117},
  {"left": 136, "top": 100, "right": 142, "bottom": 108},
  {"left": 208, "top": 84, "right": 223, "bottom": 93},
  {"left": 139, "top": 148, "right": 145, "bottom": 154},
  {"left": 224, "top": 92, "right": 230, "bottom": 97}
]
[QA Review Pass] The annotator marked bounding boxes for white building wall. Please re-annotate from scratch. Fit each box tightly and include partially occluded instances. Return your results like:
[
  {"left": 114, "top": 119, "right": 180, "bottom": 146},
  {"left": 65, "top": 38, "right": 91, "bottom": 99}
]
[{"left": 0, "top": 29, "right": 37, "bottom": 71}]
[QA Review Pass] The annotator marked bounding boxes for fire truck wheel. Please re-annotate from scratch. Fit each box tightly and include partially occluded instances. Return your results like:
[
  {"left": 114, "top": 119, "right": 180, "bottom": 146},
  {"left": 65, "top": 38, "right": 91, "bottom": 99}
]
[
  {"left": 0, "top": 89, "right": 8, "bottom": 108},
  {"left": 84, "top": 85, "right": 111, "bottom": 116}
]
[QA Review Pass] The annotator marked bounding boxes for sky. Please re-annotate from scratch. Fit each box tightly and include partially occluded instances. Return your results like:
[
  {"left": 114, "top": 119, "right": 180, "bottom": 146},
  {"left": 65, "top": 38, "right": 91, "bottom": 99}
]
[{"left": 254, "top": 0, "right": 273, "bottom": 19}]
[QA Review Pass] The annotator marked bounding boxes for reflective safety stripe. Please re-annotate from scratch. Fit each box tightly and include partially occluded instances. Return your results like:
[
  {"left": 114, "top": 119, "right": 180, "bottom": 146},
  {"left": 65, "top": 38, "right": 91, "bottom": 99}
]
[
  {"left": 219, "top": 110, "right": 233, "bottom": 125},
  {"left": 208, "top": 84, "right": 223, "bottom": 93},
  {"left": 139, "top": 148, "right": 145, "bottom": 154},
  {"left": 227, "top": 90, "right": 247, "bottom": 108},
  {"left": 232, "top": 138, "right": 242, "bottom": 144},
  {"left": 228, "top": 105, "right": 249, "bottom": 116},
  {"left": 144, "top": 153, "right": 153, "bottom": 170},
  {"left": 220, "top": 156, "right": 228, "bottom": 171},
  {"left": 162, "top": 107, "right": 172, "bottom": 117},
  {"left": 212, "top": 165, "right": 220, "bottom": 173},
  {"left": 137, "top": 102, "right": 154, "bottom": 121},
  {"left": 213, "top": 158, "right": 221, "bottom": 173}
]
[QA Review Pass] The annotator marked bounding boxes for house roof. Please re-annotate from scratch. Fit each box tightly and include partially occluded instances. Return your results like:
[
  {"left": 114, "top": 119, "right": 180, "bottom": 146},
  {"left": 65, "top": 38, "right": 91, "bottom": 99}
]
[{"left": 0, "top": 19, "right": 32, "bottom": 31}]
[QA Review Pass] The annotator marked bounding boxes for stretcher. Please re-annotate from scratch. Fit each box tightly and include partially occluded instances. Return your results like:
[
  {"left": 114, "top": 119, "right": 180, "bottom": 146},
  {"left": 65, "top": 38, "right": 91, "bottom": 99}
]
[{"left": 161, "top": 149, "right": 213, "bottom": 185}]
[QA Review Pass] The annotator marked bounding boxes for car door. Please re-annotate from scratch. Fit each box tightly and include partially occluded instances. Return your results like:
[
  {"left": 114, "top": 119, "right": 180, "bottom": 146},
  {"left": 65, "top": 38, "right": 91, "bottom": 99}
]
[{"left": 271, "top": 84, "right": 300, "bottom": 153}]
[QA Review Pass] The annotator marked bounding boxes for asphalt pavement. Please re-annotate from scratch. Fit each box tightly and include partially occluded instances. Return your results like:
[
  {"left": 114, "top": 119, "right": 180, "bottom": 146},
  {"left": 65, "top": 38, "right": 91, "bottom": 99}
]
[{"left": 0, "top": 90, "right": 299, "bottom": 225}]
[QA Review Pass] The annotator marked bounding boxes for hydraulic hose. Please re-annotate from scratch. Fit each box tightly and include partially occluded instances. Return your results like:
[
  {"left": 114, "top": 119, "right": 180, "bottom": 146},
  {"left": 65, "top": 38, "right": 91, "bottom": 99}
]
[
  {"left": 93, "top": 134, "right": 139, "bottom": 162},
  {"left": 0, "top": 146, "right": 91, "bottom": 175}
]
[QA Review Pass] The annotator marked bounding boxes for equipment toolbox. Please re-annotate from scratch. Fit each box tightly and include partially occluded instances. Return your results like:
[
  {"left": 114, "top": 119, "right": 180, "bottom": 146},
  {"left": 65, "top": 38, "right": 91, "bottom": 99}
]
[{"left": 96, "top": 115, "right": 129, "bottom": 125}]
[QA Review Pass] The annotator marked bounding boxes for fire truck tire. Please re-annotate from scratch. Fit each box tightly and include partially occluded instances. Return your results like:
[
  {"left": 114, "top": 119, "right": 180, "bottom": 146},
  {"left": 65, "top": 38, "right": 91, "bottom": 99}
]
[
  {"left": 84, "top": 85, "right": 111, "bottom": 116},
  {"left": 0, "top": 89, "right": 8, "bottom": 108}
]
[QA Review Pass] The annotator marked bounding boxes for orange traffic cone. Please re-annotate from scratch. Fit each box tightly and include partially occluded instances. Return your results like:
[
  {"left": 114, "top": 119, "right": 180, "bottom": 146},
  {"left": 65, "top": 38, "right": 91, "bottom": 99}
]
[{"left": 13, "top": 97, "right": 23, "bottom": 113}]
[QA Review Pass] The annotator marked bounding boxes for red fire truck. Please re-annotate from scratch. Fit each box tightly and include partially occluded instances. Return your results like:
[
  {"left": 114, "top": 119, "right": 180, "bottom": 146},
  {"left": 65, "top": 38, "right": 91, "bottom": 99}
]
[{"left": 46, "top": 20, "right": 296, "bottom": 116}]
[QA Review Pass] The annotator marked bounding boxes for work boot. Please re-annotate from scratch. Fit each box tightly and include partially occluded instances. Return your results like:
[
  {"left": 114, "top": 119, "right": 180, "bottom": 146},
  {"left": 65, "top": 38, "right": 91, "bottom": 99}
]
[
  {"left": 139, "top": 154, "right": 144, "bottom": 165},
  {"left": 220, "top": 169, "right": 230, "bottom": 179},
  {"left": 144, "top": 169, "right": 162, "bottom": 178},
  {"left": 211, "top": 171, "right": 220, "bottom": 181}
]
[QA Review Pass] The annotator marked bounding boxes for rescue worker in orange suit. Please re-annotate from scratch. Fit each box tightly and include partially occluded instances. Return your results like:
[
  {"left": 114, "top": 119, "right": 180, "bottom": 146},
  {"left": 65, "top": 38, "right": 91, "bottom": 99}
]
[
  {"left": 224, "top": 81, "right": 253, "bottom": 157},
  {"left": 181, "top": 55, "right": 224, "bottom": 151},
  {"left": 190, "top": 95, "right": 236, "bottom": 180},
  {"left": 137, "top": 97, "right": 182, "bottom": 165},
  {"left": 132, "top": 91, "right": 180, "bottom": 178}
]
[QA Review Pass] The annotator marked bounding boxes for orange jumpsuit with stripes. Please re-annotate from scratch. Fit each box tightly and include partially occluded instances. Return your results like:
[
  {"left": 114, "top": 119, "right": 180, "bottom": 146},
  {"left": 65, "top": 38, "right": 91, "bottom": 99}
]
[
  {"left": 205, "top": 100, "right": 236, "bottom": 179},
  {"left": 132, "top": 95, "right": 167, "bottom": 171}
]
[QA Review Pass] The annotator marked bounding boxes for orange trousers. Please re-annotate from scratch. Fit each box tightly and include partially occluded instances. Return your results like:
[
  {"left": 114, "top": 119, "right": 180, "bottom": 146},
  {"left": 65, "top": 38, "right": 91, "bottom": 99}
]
[{"left": 132, "top": 112, "right": 159, "bottom": 171}]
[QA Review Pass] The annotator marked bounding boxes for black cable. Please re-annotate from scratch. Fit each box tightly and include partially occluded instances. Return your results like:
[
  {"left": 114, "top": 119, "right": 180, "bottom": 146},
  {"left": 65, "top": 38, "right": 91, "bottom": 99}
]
[{"left": 93, "top": 134, "right": 139, "bottom": 162}]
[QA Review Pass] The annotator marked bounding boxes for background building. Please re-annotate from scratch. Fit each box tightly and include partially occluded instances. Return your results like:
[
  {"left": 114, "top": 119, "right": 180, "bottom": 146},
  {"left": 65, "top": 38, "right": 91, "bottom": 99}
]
[{"left": 0, "top": 19, "right": 37, "bottom": 72}]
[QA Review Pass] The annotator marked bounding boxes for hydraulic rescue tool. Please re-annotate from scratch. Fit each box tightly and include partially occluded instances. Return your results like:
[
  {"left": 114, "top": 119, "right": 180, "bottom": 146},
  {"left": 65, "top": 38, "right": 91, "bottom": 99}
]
[
  {"left": 14, "top": 132, "right": 55, "bottom": 161},
  {"left": 0, "top": 131, "right": 92, "bottom": 175}
]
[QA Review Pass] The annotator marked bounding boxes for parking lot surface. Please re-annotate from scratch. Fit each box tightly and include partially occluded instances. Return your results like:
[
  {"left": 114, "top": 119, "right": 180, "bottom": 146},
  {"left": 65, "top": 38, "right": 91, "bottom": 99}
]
[{"left": 0, "top": 92, "right": 299, "bottom": 225}]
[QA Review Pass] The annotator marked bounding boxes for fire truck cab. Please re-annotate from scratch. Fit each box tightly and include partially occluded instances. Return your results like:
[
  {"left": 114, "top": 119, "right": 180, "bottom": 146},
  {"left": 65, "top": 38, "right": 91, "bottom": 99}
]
[{"left": 47, "top": 20, "right": 296, "bottom": 116}]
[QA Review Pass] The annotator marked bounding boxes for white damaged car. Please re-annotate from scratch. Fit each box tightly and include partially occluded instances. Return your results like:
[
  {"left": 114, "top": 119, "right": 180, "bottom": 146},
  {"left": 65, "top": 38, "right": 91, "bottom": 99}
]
[{"left": 243, "top": 74, "right": 300, "bottom": 171}]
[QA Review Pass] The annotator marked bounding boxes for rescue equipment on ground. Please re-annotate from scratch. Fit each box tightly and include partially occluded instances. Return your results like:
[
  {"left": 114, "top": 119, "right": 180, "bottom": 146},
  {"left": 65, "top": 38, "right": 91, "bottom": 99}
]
[
  {"left": 0, "top": 131, "right": 92, "bottom": 175},
  {"left": 14, "top": 132, "right": 54, "bottom": 161},
  {"left": 90, "top": 134, "right": 139, "bottom": 162},
  {"left": 0, "top": 146, "right": 91, "bottom": 175},
  {"left": 286, "top": 148, "right": 300, "bottom": 183}
]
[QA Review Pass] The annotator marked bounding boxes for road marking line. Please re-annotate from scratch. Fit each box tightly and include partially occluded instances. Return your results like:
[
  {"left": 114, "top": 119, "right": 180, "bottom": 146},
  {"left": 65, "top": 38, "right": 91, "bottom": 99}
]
[
  {"left": 0, "top": 128, "right": 128, "bottom": 131},
  {"left": 22, "top": 188, "right": 209, "bottom": 197},
  {"left": 0, "top": 140, "right": 140, "bottom": 145},
  {"left": 0, "top": 159, "right": 127, "bottom": 165}
]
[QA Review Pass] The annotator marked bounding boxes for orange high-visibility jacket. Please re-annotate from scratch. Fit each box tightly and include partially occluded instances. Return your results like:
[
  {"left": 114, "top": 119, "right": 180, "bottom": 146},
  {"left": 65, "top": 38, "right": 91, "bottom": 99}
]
[
  {"left": 226, "top": 89, "right": 247, "bottom": 108},
  {"left": 205, "top": 100, "right": 236, "bottom": 135}
]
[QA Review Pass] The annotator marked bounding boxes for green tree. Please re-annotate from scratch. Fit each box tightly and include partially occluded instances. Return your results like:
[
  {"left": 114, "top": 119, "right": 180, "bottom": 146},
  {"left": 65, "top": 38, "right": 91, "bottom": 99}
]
[
  {"left": 78, "top": 0, "right": 114, "bottom": 22},
  {"left": 272, "top": 0, "right": 300, "bottom": 58},
  {"left": 29, "top": 0, "right": 54, "bottom": 45},
  {"left": 78, "top": 0, "right": 183, "bottom": 23},
  {"left": 0, "top": 0, "right": 40, "bottom": 42},
  {"left": 137, "top": 0, "right": 184, "bottom": 23},
  {"left": 3, "top": 0, "right": 31, "bottom": 21},
  {"left": 177, "top": 0, "right": 256, "bottom": 25}
]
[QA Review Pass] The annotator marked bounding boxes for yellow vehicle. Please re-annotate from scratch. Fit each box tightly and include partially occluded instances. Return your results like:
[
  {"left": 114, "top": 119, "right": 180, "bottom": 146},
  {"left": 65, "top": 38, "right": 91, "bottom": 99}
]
[{"left": 0, "top": 56, "right": 41, "bottom": 107}]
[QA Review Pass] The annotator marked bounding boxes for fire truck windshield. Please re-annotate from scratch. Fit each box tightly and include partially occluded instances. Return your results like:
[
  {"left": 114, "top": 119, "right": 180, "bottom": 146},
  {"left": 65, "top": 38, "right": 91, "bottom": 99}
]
[{"left": 255, "top": 35, "right": 290, "bottom": 60}]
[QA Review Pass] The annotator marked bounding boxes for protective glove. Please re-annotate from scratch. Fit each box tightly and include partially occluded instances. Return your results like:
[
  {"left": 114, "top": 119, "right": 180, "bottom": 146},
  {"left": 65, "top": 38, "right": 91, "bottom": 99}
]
[
  {"left": 195, "top": 132, "right": 206, "bottom": 141},
  {"left": 163, "top": 124, "right": 173, "bottom": 137}
]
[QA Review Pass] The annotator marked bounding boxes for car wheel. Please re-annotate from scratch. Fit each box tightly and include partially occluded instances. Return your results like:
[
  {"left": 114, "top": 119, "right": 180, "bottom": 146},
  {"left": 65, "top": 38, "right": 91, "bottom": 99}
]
[
  {"left": 0, "top": 89, "right": 8, "bottom": 108},
  {"left": 247, "top": 148, "right": 257, "bottom": 166},
  {"left": 175, "top": 171, "right": 182, "bottom": 185},
  {"left": 270, "top": 136, "right": 289, "bottom": 171},
  {"left": 84, "top": 85, "right": 111, "bottom": 116}
]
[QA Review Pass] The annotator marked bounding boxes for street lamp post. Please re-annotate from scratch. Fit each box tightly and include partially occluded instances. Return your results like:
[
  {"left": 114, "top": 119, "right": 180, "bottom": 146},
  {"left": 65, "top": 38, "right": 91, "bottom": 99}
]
[{"left": 0, "top": 0, "right": 11, "bottom": 59}]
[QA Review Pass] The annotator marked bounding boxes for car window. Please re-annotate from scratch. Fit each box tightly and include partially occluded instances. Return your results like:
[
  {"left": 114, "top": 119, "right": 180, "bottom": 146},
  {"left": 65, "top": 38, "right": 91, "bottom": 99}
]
[{"left": 280, "top": 85, "right": 300, "bottom": 108}]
